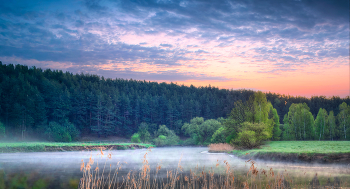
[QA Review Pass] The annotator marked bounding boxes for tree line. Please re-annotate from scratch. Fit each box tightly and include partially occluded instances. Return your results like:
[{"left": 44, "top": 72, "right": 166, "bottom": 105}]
[{"left": 0, "top": 62, "right": 349, "bottom": 142}]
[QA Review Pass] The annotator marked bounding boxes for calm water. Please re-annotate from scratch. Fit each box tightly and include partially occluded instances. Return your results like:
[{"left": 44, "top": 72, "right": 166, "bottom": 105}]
[{"left": 0, "top": 147, "right": 349, "bottom": 188}]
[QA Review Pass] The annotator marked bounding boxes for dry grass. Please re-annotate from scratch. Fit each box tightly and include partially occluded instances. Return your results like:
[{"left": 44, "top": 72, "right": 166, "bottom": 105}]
[
  {"left": 79, "top": 147, "right": 348, "bottom": 189},
  {"left": 208, "top": 143, "right": 234, "bottom": 153},
  {"left": 78, "top": 147, "right": 294, "bottom": 189}
]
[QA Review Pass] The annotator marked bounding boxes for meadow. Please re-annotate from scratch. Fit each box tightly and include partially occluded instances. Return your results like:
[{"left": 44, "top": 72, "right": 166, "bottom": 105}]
[
  {"left": 0, "top": 142, "right": 154, "bottom": 153},
  {"left": 231, "top": 141, "right": 350, "bottom": 154},
  {"left": 230, "top": 141, "right": 350, "bottom": 164}
]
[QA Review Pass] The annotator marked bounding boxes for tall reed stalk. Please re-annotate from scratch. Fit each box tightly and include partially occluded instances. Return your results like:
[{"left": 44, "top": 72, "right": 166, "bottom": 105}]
[{"left": 79, "top": 147, "right": 343, "bottom": 189}]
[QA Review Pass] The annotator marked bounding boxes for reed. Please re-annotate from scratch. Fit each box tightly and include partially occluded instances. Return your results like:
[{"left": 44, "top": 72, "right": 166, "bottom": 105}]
[
  {"left": 79, "top": 147, "right": 325, "bottom": 189},
  {"left": 208, "top": 143, "right": 234, "bottom": 153}
]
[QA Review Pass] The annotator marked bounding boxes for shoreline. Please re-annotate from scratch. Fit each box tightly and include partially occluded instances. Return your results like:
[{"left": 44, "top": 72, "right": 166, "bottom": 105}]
[
  {"left": 0, "top": 143, "right": 154, "bottom": 153},
  {"left": 230, "top": 151, "right": 350, "bottom": 164}
]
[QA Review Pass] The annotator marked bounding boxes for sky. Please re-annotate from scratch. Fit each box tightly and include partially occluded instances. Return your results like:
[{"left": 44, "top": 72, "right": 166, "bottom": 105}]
[{"left": 0, "top": 0, "right": 349, "bottom": 98}]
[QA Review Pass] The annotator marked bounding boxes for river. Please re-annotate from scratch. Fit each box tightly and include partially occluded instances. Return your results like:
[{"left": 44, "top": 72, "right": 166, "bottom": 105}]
[{"left": 0, "top": 147, "right": 349, "bottom": 188}]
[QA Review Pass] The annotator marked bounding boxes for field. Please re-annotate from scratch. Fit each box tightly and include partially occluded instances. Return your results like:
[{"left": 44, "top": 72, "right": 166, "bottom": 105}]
[
  {"left": 231, "top": 141, "right": 350, "bottom": 163},
  {"left": 0, "top": 142, "right": 154, "bottom": 153}
]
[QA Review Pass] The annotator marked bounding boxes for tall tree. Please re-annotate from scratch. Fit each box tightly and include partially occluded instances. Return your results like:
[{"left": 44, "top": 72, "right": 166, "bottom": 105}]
[
  {"left": 338, "top": 102, "right": 350, "bottom": 140},
  {"left": 283, "top": 103, "right": 314, "bottom": 140},
  {"left": 315, "top": 108, "right": 328, "bottom": 141}
]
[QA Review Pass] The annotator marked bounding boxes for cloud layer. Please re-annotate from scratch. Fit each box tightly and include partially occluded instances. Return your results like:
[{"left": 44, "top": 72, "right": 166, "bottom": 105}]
[{"left": 0, "top": 0, "right": 349, "bottom": 96}]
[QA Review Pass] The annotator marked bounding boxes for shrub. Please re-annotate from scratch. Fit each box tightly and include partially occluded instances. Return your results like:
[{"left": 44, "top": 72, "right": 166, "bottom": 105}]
[
  {"left": 211, "top": 127, "right": 227, "bottom": 143},
  {"left": 232, "top": 122, "right": 270, "bottom": 149},
  {"left": 233, "top": 130, "right": 256, "bottom": 149},
  {"left": 131, "top": 133, "right": 141, "bottom": 143},
  {"left": 153, "top": 135, "right": 167, "bottom": 146},
  {"left": 153, "top": 125, "right": 180, "bottom": 146},
  {"left": 159, "top": 135, "right": 166, "bottom": 140}
]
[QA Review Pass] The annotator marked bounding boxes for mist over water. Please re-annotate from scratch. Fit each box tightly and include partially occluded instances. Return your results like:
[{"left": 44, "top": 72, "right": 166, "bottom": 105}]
[{"left": 0, "top": 147, "right": 349, "bottom": 187}]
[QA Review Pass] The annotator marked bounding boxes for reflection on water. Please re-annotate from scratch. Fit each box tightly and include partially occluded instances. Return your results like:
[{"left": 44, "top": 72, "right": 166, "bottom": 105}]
[{"left": 0, "top": 147, "right": 349, "bottom": 188}]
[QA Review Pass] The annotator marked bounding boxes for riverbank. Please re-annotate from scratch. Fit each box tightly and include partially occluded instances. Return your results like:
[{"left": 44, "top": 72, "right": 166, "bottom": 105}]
[
  {"left": 231, "top": 141, "right": 350, "bottom": 164},
  {"left": 0, "top": 142, "right": 154, "bottom": 153}
]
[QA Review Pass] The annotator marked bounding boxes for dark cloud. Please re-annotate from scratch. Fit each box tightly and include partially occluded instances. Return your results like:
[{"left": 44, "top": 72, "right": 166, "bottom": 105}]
[
  {"left": 160, "top": 43, "right": 173, "bottom": 48},
  {"left": 115, "top": 0, "right": 348, "bottom": 41},
  {"left": 84, "top": 0, "right": 107, "bottom": 12}
]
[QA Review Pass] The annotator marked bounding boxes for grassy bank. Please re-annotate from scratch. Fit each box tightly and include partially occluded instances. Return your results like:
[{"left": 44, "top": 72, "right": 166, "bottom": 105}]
[
  {"left": 0, "top": 142, "right": 155, "bottom": 153},
  {"left": 231, "top": 141, "right": 350, "bottom": 163}
]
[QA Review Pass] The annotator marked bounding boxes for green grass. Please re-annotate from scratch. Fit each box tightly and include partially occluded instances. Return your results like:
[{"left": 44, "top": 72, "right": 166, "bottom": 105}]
[
  {"left": 0, "top": 142, "right": 155, "bottom": 153},
  {"left": 232, "top": 141, "right": 350, "bottom": 155}
]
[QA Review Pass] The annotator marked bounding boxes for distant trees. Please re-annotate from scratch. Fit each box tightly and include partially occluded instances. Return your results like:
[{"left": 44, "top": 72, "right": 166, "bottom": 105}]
[
  {"left": 0, "top": 63, "right": 258, "bottom": 141},
  {"left": 0, "top": 63, "right": 349, "bottom": 143},
  {"left": 281, "top": 102, "right": 350, "bottom": 141}
]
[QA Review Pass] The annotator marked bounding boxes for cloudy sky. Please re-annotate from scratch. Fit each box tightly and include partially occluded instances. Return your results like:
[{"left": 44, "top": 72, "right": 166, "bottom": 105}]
[{"left": 0, "top": 0, "right": 349, "bottom": 97}]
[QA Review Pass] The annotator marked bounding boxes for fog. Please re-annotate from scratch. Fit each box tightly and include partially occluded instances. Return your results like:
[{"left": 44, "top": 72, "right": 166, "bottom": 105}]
[{"left": 0, "top": 147, "right": 349, "bottom": 187}]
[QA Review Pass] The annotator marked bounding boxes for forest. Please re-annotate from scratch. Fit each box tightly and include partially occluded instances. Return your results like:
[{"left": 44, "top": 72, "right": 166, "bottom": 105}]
[{"left": 0, "top": 62, "right": 349, "bottom": 143}]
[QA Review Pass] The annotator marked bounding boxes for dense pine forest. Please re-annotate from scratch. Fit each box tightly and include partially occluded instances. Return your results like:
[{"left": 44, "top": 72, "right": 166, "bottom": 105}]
[{"left": 0, "top": 62, "right": 349, "bottom": 142}]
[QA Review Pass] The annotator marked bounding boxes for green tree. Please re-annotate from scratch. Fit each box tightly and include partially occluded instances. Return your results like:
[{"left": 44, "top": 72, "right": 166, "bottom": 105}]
[
  {"left": 268, "top": 104, "right": 281, "bottom": 140},
  {"left": 253, "top": 91, "right": 270, "bottom": 124},
  {"left": 0, "top": 121, "right": 5, "bottom": 140},
  {"left": 338, "top": 102, "right": 350, "bottom": 140},
  {"left": 315, "top": 108, "right": 328, "bottom": 141},
  {"left": 283, "top": 103, "right": 314, "bottom": 140},
  {"left": 328, "top": 111, "right": 336, "bottom": 141},
  {"left": 138, "top": 122, "right": 151, "bottom": 143}
]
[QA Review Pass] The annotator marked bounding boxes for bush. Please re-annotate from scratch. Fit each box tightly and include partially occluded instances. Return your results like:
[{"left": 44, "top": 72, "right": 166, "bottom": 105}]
[
  {"left": 153, "top": 135, "right": 167, "bottom": 146},
  {"left": 232, "top": 122, "right": 270, "bottom": 149},
  {"left": 211, "top": 127, "right": 227, "bottom": 143},
  {"left": 153, "top": 125, "right": 180, "bottom": 146},
  {"left": 131, "top": 133, "right": 141, "bottom": 143},
  {"left": 233, "top": 130, "right": 257, "bottom": 149},
  {"left": 159, "top": 135, "right": 166, "bottom": 140}
]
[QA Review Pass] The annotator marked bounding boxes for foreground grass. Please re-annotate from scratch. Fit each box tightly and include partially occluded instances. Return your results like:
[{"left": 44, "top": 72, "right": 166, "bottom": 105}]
[
  {"left": 77, "top": 147, "right": 349, "bottom": 189},
  {"left": 0, "top": 142, "right": 155, "bottom": 153},
  {"left": 232, "top": 141, "right": 350, "bottom": 156}
]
